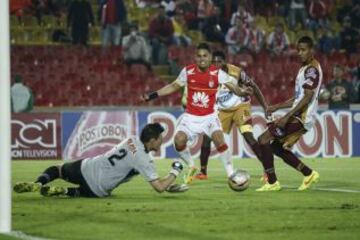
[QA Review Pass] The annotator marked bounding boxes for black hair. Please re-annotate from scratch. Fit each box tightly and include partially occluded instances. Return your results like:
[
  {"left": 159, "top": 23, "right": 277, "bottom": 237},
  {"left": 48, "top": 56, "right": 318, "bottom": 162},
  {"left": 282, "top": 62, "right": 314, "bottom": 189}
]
[
  {"left": 298, "top": 36, "right": 314, "bottom": 48},
  {"left": 197, "top": 42, "right": 211, "bottom": 52},
  {"left": 213, "top": 50, "right": 226, "bottom": 60},
  {"left": 140, "top": 123, "right": 165, "bottom": 143}
]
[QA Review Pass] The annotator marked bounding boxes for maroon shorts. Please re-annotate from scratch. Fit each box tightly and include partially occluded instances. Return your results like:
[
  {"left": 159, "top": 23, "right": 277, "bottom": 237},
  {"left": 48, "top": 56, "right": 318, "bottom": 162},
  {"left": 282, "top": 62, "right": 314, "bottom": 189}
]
[{"left": 267, "top": 122, "right": 307, "bottom": 149}]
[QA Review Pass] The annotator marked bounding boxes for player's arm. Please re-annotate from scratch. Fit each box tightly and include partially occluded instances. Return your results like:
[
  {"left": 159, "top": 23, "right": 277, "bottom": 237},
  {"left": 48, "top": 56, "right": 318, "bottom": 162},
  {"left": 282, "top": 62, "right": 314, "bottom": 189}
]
[
  {"left": 276, "top": 66, "right": 319, "bottom": 128},
  {"left": 142, "top": 81, "right": 182, "bottom": 101},
  {"left": 149, "top": 161, "right": 183, "bottom": 193},
  {"left": 276, "top": 89, "right": 314, "bottom": 128},
  {"left": 268, "top": 97, "right": 295, "bottom": 113},
  {"left": 142, "top": 68, "right": 186, "bottom": 102},
  {"left": 220, "top": 70, "right": 253, "bottom": 96},
  {"left": 224, "top": 81, "right": 253, "bottom": 97},
  {"left": 246, "top": 79, "right": 268, "bottom": 111}
]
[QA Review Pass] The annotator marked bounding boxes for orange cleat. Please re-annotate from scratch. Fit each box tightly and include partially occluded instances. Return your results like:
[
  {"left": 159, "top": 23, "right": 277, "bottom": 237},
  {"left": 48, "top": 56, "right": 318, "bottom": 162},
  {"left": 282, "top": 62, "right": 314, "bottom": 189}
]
[{"left": 194, "top": 173, "right": 208, "bottom": 180}]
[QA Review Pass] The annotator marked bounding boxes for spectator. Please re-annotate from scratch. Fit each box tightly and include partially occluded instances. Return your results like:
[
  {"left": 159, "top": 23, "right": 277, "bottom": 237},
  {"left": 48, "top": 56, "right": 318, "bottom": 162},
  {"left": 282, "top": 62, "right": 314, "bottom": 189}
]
[
  {"left": 148, "top": 6, "right": 174, "bottom": 65},
  {"left": 161, "top": 0, "right": 176, "bottom": 18},
  {"left": 307, "top": 0, "right": 331, "bottom": 31},
  {"left": 67, "top": 0, "right": 94, "bottom": 46},
  {"left": 323, "top": 65, "right": 357, "bottom": 109},
  {"left": 122, "top": 24, "right": 152, "bottom": 71},
  {"left": 11, "top": 75, "right": 34, "bottom": 113},
  {"left": 266, "top": 23, "right": 290, "bottom": 56},
  {"left": 315, "top": 26, "right": 338, "bottom": 54},
  {"left": 225, "top": 18, "right": 248, "bottom": 54},
  {"left": 288, "top": 0, "right": 307, "bottom": 29},
  {"left": 196, "top": 0, "right": 217, "bottom": 30},
  {"left": 230, "top": 5, "right": 254, "bottom": 27},
  {"left": 351, "top": 60, "right": 360, "bottom": 103},
  {"left": 350, "top": 0, "right": 360, "bottom": 28},
  {"left": 244, "top": 20, "right": 265, "bottom": 54},
  {"left": 99, "top": 0, "right": 127, "bottom": 47},
  {"left": 339, "top": 16, "right": 359, "bottom": 54},
  {"left": 202, "top": 15, "right": 225, "bottom": 44},
  {"left": 172, "top": 12, "right": 192, "bottom": 47}
]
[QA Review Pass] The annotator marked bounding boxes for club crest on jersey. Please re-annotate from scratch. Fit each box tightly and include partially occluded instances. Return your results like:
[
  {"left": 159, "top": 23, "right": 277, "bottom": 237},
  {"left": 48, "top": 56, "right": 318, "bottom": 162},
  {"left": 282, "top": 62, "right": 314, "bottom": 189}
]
[
  {"left": 209, "top": 79, "right": 214, "bottom": 88},
  {"left": 305, "top": 67, "right": 317, "bottom": 79},
  {"left": 210, "top": 70, "right": 218, "bottom": 76}
]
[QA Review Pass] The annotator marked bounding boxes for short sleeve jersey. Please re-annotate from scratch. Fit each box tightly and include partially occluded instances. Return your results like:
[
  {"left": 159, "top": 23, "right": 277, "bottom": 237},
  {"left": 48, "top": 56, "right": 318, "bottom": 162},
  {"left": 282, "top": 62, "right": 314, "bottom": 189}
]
[
  {"left": 175, "top": 64, "right": 236, "bottom": 116},
  {"left": 292, "top": 58, "right": 323, "bottom": 130},
  {"left": 217, "top": 64, "right": 253, "bottom": 110},
  {"left": 81, "top": 137, "right": 159, "bottom": 197}
]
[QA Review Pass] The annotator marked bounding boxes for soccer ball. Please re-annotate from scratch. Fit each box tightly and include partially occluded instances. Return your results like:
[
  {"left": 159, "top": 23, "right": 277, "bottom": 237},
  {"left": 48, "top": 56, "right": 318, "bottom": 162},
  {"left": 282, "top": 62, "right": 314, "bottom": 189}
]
[{"left": 228, "top": 170, "right": 250, "bottom": 192}]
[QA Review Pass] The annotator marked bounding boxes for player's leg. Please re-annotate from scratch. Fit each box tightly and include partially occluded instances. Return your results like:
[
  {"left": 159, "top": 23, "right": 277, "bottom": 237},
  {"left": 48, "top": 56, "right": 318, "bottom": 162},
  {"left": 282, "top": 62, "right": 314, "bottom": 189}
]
[
  {"left": 174, "top": 131, "right": 194, "bottom": 168},
  {"left": 271, "top": 139, "right": 319, "bottom": 191},
  {"left": 233, "top": 103, "right": 262, "bottom": 161},
  {"left": 195, "top": 135, "right": 211, "bottom": 180},
  {"left": 256, "top": 129, "right": 281, "bottom": 191},
  {"left": 174, "top": 130, "right": 198, "bottom": 184},
  {"left": 13, "top": 165, "right": 61, "bottom": 193},
  {"left": 211, "top": 130, "right": 235, "bottom": 177},
  {"left": 41, "top": 160, "right": 98, "bottom": 197}
]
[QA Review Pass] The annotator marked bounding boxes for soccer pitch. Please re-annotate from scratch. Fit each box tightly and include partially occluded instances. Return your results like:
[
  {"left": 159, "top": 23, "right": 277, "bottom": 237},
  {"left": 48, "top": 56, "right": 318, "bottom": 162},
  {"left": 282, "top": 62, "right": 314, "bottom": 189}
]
[{"left": 4, "top": 158, "right": 360, "bottom": 240}]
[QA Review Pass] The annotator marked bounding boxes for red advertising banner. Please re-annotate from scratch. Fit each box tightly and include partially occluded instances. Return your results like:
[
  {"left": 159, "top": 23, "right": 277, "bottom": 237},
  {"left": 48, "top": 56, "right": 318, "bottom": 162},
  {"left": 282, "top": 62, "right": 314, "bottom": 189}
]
[{"left": 11, "top": 113, "right": 62, "bottom": 159}]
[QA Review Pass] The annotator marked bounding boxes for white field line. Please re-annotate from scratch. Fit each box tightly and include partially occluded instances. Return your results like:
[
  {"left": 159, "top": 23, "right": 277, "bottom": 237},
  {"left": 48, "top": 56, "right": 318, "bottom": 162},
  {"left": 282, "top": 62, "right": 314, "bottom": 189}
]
[
  {"left": 6, "top": 231, "right": 52, "bottom": 240},
  {"left": 281, "top": 185, "right": 360, "bottom": 193}
]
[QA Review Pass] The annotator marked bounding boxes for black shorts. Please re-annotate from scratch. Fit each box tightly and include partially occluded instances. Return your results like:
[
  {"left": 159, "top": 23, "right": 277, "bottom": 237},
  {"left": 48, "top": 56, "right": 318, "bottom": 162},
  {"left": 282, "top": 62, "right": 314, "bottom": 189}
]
[{"left": 61, "top": 160, "right": 98, "bottom": 198}]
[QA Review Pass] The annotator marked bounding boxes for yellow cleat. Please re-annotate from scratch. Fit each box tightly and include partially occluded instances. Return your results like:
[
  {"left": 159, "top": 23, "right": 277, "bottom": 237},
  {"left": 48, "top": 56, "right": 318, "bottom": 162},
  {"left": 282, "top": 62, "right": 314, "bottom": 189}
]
[
  {"left": 184, "top": 167, "right": 198, "bottom": 184},
  {"left": 13, "top": 182, "right": 41, "bottom": 193},
  {"left": 298, "top": 171, "right": 320, "bottom": 191},
  {"left": 256, "top": 181, "right": 281, "bottom": 192},
  {"left": 40, "top": 186, "right": 66, "bottom": 197}
]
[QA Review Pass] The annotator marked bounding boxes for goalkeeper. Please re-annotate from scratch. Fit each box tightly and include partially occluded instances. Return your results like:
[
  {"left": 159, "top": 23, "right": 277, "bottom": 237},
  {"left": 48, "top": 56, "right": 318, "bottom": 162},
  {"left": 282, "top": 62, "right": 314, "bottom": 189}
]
[{"left": 14, "top": 123, "right": 187, "bottom": 197}]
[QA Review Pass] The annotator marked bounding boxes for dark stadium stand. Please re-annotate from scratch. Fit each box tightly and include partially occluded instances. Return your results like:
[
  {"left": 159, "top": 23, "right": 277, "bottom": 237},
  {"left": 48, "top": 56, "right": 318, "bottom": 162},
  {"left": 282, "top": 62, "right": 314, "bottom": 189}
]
[{"left": 11, "top": 45, "right": 359, "bottom": 107}]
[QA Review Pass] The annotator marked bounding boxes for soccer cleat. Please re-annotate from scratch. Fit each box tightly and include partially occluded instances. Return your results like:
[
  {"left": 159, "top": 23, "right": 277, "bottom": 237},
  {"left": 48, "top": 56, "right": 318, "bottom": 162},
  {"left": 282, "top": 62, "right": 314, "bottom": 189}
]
[
  {"left": 194, "top": 173, "right": 208, "bottom": 180},
  {"left": 13, "top": 182, "right": 41, "bottom": 193},
  {"left": 256, "top": 181, "right": 281, "bottom": 192},
  {"left": 184, "top": 167, "right": 198, "bottom": 184},
  {"left": 298, "top": 170, "right": 320, "bottom": 191},
  {"left": 40, "top": 186, "right": 66, "bottom": 197},
  {"left": 166, "top": 184, "right": 189, "bottom": 193}
]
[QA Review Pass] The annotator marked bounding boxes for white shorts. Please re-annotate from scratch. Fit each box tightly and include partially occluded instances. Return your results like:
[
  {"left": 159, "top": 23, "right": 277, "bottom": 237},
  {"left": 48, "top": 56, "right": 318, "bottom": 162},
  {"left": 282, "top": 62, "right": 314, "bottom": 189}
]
[{"left": 175, "top": 112, "right": 222, "bottom": 142}]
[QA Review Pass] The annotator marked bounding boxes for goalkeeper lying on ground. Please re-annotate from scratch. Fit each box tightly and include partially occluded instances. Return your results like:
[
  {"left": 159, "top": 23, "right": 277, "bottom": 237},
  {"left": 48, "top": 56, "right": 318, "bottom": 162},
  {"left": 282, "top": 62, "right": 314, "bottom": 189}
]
[{"left": 14, "top": 123, "right": 188, "bottom": 197}]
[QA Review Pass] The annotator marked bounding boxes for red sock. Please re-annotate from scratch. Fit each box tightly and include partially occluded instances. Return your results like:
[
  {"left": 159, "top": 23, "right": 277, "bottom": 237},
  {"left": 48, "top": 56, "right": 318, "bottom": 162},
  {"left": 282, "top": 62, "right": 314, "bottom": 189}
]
[
  {"left": 271, "top": 141, "right": 312, "bottom": 176},
  {"left": 199, "top": 146, "right": 210, "bottom": 175}
]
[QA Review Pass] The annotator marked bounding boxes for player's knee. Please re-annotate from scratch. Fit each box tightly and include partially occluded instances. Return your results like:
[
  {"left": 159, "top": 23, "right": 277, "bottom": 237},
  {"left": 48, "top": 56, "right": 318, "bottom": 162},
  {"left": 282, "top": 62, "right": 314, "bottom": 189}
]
[
  {"left": 258, "top": 134, "right": 270, "bottom": 145},
  {"left": 243, "top": 132, "right": 257, "bottom": 146},
  {"left": 216, "top": 143, "right": 228, "bottom": 153},
  {"left": 174, "top": 134, "right": 187, "bottom": 151}
]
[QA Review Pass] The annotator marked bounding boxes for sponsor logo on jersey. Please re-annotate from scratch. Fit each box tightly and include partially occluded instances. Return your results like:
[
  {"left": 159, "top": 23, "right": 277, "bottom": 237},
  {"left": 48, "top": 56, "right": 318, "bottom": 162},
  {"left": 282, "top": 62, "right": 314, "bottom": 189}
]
[{"left": 192, "top": 91, "right": 209, "bottom": 108}]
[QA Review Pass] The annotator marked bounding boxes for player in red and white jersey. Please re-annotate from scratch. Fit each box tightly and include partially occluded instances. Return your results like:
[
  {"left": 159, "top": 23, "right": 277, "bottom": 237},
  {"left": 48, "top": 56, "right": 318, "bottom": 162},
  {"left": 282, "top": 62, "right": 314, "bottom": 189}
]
[
  {"left": 142, "top": 43, "right": 253, "bottom": 183},
  {"left": 256, "top": 36, "right": 322, "bottom": 192},
  {"left": 195, "top": 50, "right": 268, "bottom": 180}
]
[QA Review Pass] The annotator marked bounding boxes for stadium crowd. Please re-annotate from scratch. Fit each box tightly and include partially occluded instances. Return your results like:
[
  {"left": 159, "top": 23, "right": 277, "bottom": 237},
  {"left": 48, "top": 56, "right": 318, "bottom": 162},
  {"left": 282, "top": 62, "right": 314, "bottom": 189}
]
[{"left": 9, "top": 0, "right": 360, "bottom": 109}]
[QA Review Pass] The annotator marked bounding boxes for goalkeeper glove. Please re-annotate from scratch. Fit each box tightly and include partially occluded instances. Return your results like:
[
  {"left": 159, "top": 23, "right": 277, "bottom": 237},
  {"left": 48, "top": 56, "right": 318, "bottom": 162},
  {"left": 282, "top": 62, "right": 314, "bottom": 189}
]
[{"left": 169, "top": 161, "right": 183, "bottom": 177}]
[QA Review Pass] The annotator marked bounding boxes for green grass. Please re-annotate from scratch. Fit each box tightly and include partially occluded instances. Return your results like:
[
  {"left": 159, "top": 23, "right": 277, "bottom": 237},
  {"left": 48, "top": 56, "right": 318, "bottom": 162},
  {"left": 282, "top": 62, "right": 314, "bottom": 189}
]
[{"left": 6, "top": 158, "right": 360, "bottom": 240}]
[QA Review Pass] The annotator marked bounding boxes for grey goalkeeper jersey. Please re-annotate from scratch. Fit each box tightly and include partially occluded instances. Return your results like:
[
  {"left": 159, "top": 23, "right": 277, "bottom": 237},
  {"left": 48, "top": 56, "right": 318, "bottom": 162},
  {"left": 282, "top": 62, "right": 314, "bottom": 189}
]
[{"left": 81, "top": 137, "right": 159, "bottom": 197}]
